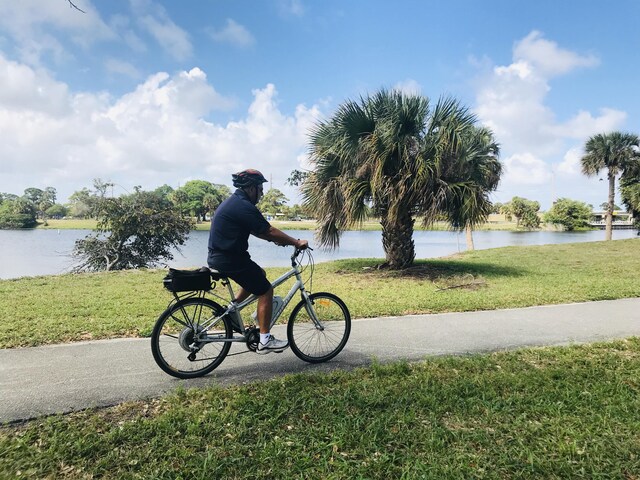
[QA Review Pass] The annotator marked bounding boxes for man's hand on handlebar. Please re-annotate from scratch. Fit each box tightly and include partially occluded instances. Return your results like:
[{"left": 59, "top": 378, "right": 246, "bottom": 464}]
[{"left": 295, "top": 239, "right": 309, "bottom": 250}]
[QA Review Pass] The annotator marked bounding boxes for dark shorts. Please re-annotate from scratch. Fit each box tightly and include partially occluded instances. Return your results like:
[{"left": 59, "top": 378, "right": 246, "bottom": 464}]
[{"left": 208, "top": 252, "right": 271, "bottom": 296}]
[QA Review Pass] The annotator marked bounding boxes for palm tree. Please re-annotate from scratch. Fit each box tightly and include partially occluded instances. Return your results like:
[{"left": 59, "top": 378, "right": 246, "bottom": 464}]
[
  {"left": 437, "top": 126, "right": 502, "bottom": 250},
  {"left": 581, "top": 132, "right": 640, "bottom": 240},
  {"left": 303, "top": 89, "right": 501, "bottom": 269}
]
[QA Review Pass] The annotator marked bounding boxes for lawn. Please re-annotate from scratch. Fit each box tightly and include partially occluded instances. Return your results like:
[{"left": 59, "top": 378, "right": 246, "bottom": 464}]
[
  {"left": 38, "top": 218, "right": 521, "bottom": 231},
  {"left": 0, "top": 238, "right": 638, "bottom": 349},
  {"left": 1, "top": 339, "right": 638, "bottom": 478}
]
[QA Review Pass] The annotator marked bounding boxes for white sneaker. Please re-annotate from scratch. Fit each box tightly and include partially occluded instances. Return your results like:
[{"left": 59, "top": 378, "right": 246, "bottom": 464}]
[{"left": 256, "top": 335, "right": 289, "bottom": 354}]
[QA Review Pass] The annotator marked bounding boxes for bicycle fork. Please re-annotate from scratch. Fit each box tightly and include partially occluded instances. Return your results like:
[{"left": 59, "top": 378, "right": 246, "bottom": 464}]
[{"left": 300, "top": 290, "right": 325, "bottom": 332}]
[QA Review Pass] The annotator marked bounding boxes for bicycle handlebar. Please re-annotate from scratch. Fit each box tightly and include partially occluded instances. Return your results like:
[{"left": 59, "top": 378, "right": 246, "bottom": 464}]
[
  {"left": 291, "top": 245, "right": 313, "bottom": 266},
  {"left": 292, "top": 245, "right": 313, "bottom": 255}
]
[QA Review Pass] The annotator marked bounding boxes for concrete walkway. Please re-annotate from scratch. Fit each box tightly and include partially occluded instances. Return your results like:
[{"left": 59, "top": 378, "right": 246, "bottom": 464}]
[{"left": 1, "top": 298, "right": 639, "bottom": 423}]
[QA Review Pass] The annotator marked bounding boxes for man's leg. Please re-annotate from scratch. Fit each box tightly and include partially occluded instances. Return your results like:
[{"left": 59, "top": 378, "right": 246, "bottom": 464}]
[
  {"left": 256, "top": 283, "right": 287, "bottom": 353},
  {"left": 225, "top": 260, "right": 287, "bottom": 354},
  {"left": 233, "top": 287, "right": 251, "bottom": 304},
  {"left": 232, "top": 271, "right": 272, "bottom": 330},
  {"left": 235, "top": 266, "right": 273, "bottom": 334},
  {"left": 256, "top": 286, "right": 274, "bottom": 334}
]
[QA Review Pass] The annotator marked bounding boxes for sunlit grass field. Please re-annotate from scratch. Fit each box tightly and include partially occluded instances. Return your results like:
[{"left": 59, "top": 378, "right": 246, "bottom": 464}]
[
  {"left": 38, "top": 217, "right": 521, "bottom": 231},
  {"left": 1, "top": 339, "right": 639, "bottom": 478},
  {"left": 0, "top": 238, "right": 638, "bottom": 349}
]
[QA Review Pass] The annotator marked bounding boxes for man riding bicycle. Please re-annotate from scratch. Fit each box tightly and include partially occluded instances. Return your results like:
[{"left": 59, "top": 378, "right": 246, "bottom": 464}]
[{"left": 208, "top": 169, "right": 309, "bottom": 354}]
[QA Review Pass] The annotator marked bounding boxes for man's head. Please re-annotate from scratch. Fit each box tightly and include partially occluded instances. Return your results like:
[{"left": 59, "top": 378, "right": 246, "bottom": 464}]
[{"left": 232, "top": 169, "right": 267, "bottom": 205}]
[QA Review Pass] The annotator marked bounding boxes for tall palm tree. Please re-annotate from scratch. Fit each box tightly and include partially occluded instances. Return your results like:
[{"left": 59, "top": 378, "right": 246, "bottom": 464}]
[
  {"left": 581, "top": 132, "right": 640, "bottom": 240},
  {"left": 303, "top": 89, "right": 500, "bottom": 269}
]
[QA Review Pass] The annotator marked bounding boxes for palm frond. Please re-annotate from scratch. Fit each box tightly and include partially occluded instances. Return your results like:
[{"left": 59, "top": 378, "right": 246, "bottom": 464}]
[{"left": 581, "top": 132, "right": 640, "bottom": 177}]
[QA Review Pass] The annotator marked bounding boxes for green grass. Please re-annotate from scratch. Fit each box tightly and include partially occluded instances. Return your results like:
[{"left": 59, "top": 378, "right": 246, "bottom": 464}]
[
  {"left": 36, "top": 219, "right": 98, "bottom": 229},
  {"left": 38, "top": 218, "right": 320, "bottom": 231},
  {"left": 2, "top": 339, "right": 639, "bottom": 478},
  {"left": 40, "top": 218, "right": 522, "bottom": 231},
  {"left": 0, "top": 239, "right": 638, "bottom": 349}
]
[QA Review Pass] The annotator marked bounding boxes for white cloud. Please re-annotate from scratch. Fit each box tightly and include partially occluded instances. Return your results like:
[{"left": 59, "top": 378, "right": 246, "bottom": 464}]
[
  {"left": 0, "top": 54, "right": 70, "bottom": 115},
  {"left": 393, "top": 79, "right": 422, "bottom": 96},
  {"left": 474, "top": 31, "right": 626, "bottom": 207},
  {"left": 138, "top": 13, "right": 192, "bottom": 60},
  {"left": 514, "top": 31, "right": 599, "bottom": 77},
  {"left": 0, "top": 56, "right": 322, "bottom": 203},
  {"left": 105, "top": 68, "right": 235, "bottom": 127},
  {"left": 0, "top": 0, "right": 114, "bottom": 66},
  {"left": 503, "top": 153, "right": 551, "bottom": 186},
  {"left": 553, "top": 108, "right": 627, "bottom": 139},
  {"left": 557, "top": 146, "right": 582, "bottom": 175},
  {"left": 209, "top": 19, "right": 255, "bottom": 48},
  {"left": 0, "top": 0, "right": 192, "bottom": 72},
  {"left": 109, "top": 14, "right": 148, "bottom": 53},
  {"left": 128, "top": 0, "right": 191, "bottom": 60},
  {"left": 476, "top": 58, "right": 560, "bottom": 157}
]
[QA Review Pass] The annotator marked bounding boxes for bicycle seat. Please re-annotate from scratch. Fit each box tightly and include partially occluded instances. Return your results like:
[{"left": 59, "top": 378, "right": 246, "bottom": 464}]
[{"left": 208, "top": 268, "right": 226, "bottom": 281}]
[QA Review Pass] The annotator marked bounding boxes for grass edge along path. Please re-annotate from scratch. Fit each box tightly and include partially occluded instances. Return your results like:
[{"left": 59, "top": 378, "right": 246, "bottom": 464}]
[
  {"left": 1, "top": 338, "right": 639, "bottom": 478},
  {"left": 0, "top": 238, "right": 639, "bottom": 349}
]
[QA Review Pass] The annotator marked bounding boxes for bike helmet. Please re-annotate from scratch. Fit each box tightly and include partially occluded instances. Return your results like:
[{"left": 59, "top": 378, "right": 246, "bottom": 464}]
[{"left": 232, "top": 169, "right": 268, "bottom": 188}]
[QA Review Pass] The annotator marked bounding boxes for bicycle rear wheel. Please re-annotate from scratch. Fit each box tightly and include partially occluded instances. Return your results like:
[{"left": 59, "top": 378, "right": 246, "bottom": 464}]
[
  {"left": 151, "top": 297, "right": 232, "bottom": 379},
  {"left": 287, "top": 292, "right": 351, "bottom": 363}
]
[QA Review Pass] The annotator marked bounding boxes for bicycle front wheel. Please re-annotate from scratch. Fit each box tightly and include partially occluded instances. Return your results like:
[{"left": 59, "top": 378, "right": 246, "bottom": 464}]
[
  {"left": 287, "top": 292, "right": 351, "bottom": 363},
  {"left": 151, "top": 297, "right": 232, "bottom": 379}
]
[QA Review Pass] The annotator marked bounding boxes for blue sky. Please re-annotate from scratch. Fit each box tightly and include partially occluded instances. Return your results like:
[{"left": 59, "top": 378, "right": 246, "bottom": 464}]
[{"left": 0, "top": 0, "right": 639, "bottom": 209}]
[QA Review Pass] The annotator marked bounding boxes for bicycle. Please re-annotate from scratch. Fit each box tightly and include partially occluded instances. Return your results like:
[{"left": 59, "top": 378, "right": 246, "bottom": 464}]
[{"left": 151, "top": 247, "right": 351, "bottom": 379}]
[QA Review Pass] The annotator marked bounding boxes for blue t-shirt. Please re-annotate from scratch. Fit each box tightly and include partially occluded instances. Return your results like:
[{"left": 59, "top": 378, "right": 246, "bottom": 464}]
[{"left": 208, "top": 189, "right": 271, "bottom": 258}]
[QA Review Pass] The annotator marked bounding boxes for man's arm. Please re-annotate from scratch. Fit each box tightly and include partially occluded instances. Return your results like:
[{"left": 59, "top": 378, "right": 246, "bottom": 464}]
[{"left": 256, "top": 226, "right": 308, "bottom": 249}]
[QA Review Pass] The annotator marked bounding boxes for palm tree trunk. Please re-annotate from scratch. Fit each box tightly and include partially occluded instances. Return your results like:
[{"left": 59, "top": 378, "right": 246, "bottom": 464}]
[
  {"left": 465, "top": 225, "right": 475, "bottom": 250},
  {"left": 380, "top": 210, "right": 415, "bottom": 269},
  {"left": 606, "top": 173, "right": 615, "bottom": 241}
]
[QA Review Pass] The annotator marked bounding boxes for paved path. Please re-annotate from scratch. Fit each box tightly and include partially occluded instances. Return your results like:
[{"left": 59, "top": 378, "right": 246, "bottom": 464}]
[{"left": 1, "top": 298, "right": 639, "bottom": 423}]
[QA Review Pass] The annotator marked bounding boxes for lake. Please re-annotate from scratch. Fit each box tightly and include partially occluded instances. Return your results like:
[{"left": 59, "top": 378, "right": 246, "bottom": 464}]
[{"left": 0, "top": 228, "right": 637, "bottom": 280}]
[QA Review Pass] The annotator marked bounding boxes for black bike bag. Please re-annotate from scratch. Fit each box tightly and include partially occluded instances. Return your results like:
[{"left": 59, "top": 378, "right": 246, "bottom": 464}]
[{"left": 163, "top": 267, "right": 212, "bottom": 292}]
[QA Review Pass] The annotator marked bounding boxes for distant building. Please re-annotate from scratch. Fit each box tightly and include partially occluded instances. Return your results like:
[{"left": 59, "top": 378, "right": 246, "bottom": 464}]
[{"left": 590, "top": 211, "right": 634, "bottom": 229}]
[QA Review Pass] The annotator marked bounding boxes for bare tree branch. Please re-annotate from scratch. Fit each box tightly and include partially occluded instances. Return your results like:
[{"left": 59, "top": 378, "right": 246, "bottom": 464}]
[{"left": 67, "top": 0, "right": 86, "bottom": 13}]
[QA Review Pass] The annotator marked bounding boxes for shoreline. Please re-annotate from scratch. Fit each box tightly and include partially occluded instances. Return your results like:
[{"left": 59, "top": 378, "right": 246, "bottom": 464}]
[{"left": 26, "top": 218, "right": 568, "bottom": 232}]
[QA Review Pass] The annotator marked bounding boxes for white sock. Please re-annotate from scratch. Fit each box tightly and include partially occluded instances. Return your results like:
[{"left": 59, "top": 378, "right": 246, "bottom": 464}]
[{"left": 260, "top": 333, "right": 271, "bottom": 344}]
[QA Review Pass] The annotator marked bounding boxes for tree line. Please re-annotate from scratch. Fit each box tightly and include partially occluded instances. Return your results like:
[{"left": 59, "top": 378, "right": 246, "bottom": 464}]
[
  {"left": 0, "top": 187, "right": 58, "bottom": 228},
  {"left": 490, "top": 197, "right": 595, "bottom": 231},
  {"left": 0, "top": 179, "right": 613, "bottom": 234},
  {"left": 0, "top": 178, "right": 310, "bottom": 230},
  {"left": 63, "top": 179, "right": 232, "bottom": 223},
  {"left": 67, "top": 181, "right": 307, "bottom": 272}
]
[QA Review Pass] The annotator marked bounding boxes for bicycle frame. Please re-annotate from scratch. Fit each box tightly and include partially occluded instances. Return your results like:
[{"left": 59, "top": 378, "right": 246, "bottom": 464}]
[{"left": 197, "top": 251, "right": 320, "bottom": 344}]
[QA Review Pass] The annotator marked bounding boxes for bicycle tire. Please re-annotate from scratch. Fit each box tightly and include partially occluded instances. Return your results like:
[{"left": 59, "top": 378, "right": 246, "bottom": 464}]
[
  {"left": 151, "top": 297, "right": 232, "bottom": 379},
  {"left": 287, "top": 292, "right": 351, "bottom": 363}
]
